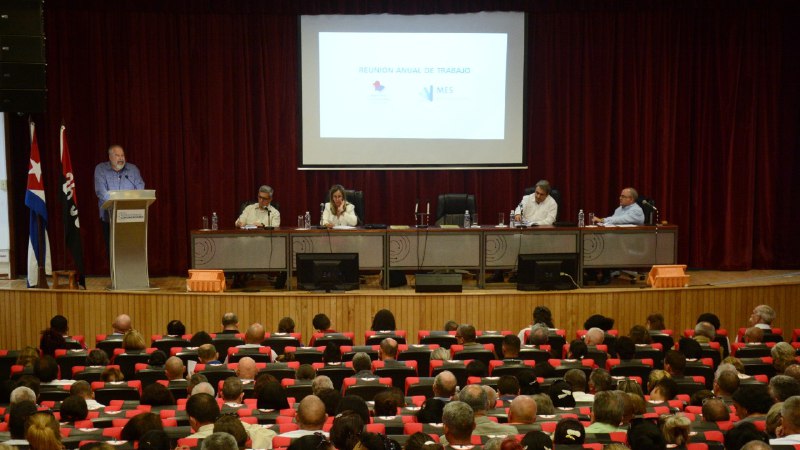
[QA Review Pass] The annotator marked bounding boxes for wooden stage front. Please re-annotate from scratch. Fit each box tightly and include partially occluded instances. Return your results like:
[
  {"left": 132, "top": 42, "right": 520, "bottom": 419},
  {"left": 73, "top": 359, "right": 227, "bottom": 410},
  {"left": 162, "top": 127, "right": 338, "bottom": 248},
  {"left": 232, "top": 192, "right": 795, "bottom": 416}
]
[{"left": 1, "top": 270, "right": 798, "bottom": 350}]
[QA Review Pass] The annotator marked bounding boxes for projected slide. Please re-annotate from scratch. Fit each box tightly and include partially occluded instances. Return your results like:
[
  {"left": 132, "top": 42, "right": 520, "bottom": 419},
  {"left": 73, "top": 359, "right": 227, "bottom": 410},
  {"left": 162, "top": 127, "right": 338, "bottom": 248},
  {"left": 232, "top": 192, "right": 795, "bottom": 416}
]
[
  {"left": 300, "top": 12, "right": 527, "bottom": 169},
  {"left": 319, "top": 32, "right": 508, "bottom": 140}
]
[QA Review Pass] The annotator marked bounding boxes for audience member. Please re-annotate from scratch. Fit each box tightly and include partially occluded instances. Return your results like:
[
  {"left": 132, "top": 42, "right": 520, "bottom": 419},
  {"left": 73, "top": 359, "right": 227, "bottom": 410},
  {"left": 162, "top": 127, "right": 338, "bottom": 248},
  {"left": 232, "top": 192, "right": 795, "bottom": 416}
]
[
  {"left": 416, "top": 398, "right": 447, "bottom": 424},
  {"left": 769, "top": 374, "right": 800, "bottom": 402},
  {"left": 732, "top": 384, "right": 772, "bottom": 424},
  {"left": 329, "top": 410, "right": 364, "bottom": 450},
  {"left": 432, "top": 370, "right": 457, "bottom": 401},
  {"left": 694, "top": 322, "right": 716, "bottom": 344},
  {"left": 256, "top": 380, "right": 290, "bottom": 410},
  {"left": 351, "top": 352, "right": 374, "bottom": 378},
  {"left": 531, "top": 394, "right": 555, "bottom": 415},
  {"left": 588, "top": 368, "right": 614, "bottom": 393},
  {"left": 584, "top": 314, "right": 614, "bottom": 331},
  {"left": 440, "top": 401, "right": 476, "bottom": 447},
  {"left": 221, "top": 376, "right": 244, "bottom": 404},
  {"left": 586, "top": 390, "right": 623, "bottom": 433},
  {"left": 646, "top": 313, "right": 666, "bottom": 330},
  {"left": 466, "top": 360, "right": 488, "bottom": 378},
  {"left": 697, "top": 313, "right": 721, "bottom": 331},
  {"left": 455, "top": 324, "right": 481, "bottom": 348},
  {"left": 553, "top": 418, "right": 585, "bottom": 445},
  {"left": 453, "top": 384, "right": 516, "bottom": 439},
  {"left": 213, "top": 415, "right": 248, "bottom": 449},
  {"left": 629, "top": 325, "right": 652, "bottom": 345},
  {"left": 121, "top": 412, "right": 163, "bottom": 442},
  {"left": 70, "top": 380, "right": 104, "bottom": 410},
  {"left": 771, "top": 395, "right": 800, "bottom": 444},
  {"left": 39, "top": 315, "right": 68, "bottom": 357},
  {"left": 650, "top": 378, "right": 678, "bottom": 402},
  {"left": 744, "top": 327, "right": 764, "bottom": 344},
  {"left": 615, "top": 336, "right": 636, "bottom": 360},
  {"left": 166, "top": 319, "right": 186, "bottom": 336},
  {"left": 714, "top": 367, "right": 740, "bottom": 400},
  {"left": 518, "top": 431, "right": 552, "bottom": 450},
  {"left": 702, "top": 398, "right": 731, "bottom": 422},
  {"left": 548, "top": 379, "right": 576, "bottom": 408},
  {"left": 312, "top": 375, "right": 334, "bottom": 395},
  {"left": 725, "top": 422, "right": 769, "bottom": 450},
  {"left": 443, "top": 320, "right": 459, "bottom": 332},
  {"left": 317, "top": 388, "right": 341, "bottom": 417},
  {"left": 201, "top": 432, "right": 238, "bottom": 450},
  {"left": 662, "top": 414, "right": 691, "bottom": 448},
  {"left": 25, "top": 412, "right": 62, "bottom": 450},
  {"left": 278, "top": 395, "right": 328, "bottom": 437},
  {"left": 772, "top": 342, "right": 797, "bottom": 374},
  {"left": 312, "top": 314, "right": 335, "bottom": 334},
  {"left": 59, "top": 394, "right": 88, "bottom": 423},
  {"left": 373, "top": 389, "right": 401, "bottom": 416},
  {"left": 277, "top": 316, "right": 296, "bottom": 333},
  {"left": 219, "top": 312, "right": 240, "bottom": 334},
  {"left": 236, "top": 357, "right": 258, "bottom": 381},
  {"left": 165, "top": 356, "right": 185, "bottom": 380},
  {"left": 335, "top": 395, "right": 371, "bottom": 425},
  {"left": 296, "top": 364, "right": 315, "bottom": 380},
  {"left": 628, "top": 419, "right": 666, "bottom": 450},
  {"left": 139, "top": 430, "right": 171, "bottom": 450},
  {"left": 567, "top": 339, "right": 588, "bottom": 360},
  {"left": 748, "top": 305, "right": 775, "bottom": 331},
  {"left": 507, "top": 395, "right": 537, "bottom": 425},
  {"left": 584, "top": 327, "right": 605, "bottom": 346},
  {"left": 101, "top": 366, "right": 124, "bottom": 382},
  {"left": 497, "top": 375, "right": 520, "bottom": 400},
  {"left": 765, "top": 402, "right": 783, "bottom": 439},
  {"left": 370, "top": 309, "right": 396, "bottom": 331},
  {"left": 112, "top": 314, "right": 133, "bottom": 335}
]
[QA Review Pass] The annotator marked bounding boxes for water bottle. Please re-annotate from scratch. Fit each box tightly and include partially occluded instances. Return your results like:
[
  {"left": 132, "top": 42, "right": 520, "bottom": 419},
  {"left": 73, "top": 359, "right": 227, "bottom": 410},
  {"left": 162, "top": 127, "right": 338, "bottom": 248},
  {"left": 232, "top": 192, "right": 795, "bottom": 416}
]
[
  {"left": 463, "top": 210, "right": 471, "bottom": 228},
  {"left": 319, "top": 203, "right": 325, "bottom": 226},
  {"left": 578, "top": 209, "right": 585, "bottom": 227},
  {"left": 304, "top": 211, "right": 311, "bottom": 229},
  {"left": 509, "top": 209, "right": 516, "bottom": 227},
  {"left": 211, "top": 212, "right": 219, "bottom": 230}
]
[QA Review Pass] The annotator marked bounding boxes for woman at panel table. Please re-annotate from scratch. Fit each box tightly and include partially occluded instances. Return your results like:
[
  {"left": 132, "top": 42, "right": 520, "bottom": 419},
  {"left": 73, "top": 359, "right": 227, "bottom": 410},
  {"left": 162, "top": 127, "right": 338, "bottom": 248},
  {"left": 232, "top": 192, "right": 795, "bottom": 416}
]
[{"left": 322, "top": 184, "right": 358, "bottom": 228}]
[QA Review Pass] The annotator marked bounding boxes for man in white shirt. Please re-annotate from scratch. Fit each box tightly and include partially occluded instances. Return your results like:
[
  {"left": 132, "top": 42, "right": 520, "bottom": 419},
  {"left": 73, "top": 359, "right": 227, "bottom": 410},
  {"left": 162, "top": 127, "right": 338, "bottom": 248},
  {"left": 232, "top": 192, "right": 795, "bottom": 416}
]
[
  {"left": 771, "top": 395, "right": 800, "bottom": 444},
  {"left": 514, "top": 180, "right": 558, "bottom": 226}
]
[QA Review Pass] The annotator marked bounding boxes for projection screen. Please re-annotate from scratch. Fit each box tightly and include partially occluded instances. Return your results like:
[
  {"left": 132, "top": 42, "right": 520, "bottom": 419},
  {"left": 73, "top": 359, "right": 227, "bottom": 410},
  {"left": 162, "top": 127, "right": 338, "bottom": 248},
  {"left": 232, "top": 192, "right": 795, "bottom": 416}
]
[{"left": 299, "top": 12, "right": 527, "bottom": 170}]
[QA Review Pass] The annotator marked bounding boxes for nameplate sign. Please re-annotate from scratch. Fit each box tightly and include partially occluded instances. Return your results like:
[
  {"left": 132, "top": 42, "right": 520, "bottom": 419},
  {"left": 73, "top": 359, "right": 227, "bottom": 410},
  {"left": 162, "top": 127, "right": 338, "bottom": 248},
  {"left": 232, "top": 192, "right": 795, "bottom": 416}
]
[{"left": 117, "top": 210, "right": 146, "bottom": 223}]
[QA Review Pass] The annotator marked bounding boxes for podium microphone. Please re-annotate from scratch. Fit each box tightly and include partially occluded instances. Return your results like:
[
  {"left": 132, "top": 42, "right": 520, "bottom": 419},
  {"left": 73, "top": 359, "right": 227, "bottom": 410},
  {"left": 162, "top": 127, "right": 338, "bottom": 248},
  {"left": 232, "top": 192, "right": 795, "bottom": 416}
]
[{"left": 642, "top": 199, "right": 659, "bottom": 212}]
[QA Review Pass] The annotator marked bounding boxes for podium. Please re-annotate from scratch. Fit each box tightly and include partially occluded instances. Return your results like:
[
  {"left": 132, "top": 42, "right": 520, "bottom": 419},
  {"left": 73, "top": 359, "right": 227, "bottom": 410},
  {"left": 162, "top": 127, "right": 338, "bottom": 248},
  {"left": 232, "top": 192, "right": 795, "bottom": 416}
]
[{"left": 102, "top": 190, "right": 156, "bottom": 290}]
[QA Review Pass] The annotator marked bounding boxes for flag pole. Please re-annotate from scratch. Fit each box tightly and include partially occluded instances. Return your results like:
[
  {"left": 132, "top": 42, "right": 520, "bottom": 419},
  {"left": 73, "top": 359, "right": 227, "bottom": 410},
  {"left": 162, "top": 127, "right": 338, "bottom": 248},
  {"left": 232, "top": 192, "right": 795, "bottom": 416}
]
[{"left": 35, "top": 214, "right": 48, "bottom": 288}]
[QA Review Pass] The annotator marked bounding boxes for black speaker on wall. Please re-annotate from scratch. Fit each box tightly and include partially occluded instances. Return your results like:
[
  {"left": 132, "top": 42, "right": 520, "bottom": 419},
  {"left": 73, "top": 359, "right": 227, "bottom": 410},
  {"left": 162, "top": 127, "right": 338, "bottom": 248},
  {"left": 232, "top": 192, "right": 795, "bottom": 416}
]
[{"left": 0, "top": 0, "right": 46, "bottom": 113}]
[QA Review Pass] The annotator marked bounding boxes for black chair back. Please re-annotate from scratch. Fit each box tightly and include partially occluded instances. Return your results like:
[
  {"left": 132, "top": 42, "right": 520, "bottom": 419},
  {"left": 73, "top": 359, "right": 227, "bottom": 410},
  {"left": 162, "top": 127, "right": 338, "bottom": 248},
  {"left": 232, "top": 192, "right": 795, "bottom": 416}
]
[
  {"left": 435, "top": 193, "right": 476, "bottom": 225},
  {"left": 637, "top": 197, "right": 657, "bottom": 225}
]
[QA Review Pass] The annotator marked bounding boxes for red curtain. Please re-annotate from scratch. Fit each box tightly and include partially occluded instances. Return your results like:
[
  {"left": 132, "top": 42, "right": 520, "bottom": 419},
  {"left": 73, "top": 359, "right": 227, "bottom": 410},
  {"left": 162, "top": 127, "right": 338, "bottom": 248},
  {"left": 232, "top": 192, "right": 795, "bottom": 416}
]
[{"left": 9, "top": 0, "right": 800, "bottom": 276}]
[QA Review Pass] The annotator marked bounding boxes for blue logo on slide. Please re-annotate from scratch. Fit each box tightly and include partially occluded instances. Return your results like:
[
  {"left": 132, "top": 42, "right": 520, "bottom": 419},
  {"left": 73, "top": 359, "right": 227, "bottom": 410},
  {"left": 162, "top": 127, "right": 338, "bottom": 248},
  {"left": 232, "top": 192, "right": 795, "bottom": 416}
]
[
  {"left": 372, "top": 81, "right": 385, "bottom": 91},
  {"left": 422, "top": 85, "right": 433, "bottom": 101}
]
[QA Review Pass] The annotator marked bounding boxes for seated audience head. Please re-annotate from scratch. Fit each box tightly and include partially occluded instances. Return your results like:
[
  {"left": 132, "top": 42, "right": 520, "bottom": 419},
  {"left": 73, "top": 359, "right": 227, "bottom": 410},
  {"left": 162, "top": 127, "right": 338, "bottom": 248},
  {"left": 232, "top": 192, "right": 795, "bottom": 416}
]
[
  {"left": 39, "top": 328, "right": 66, "bottom": 357},
  {"left": 567, "top": 339, "right": 588, "bottom": 360},
  {"left": 690, "top": 389, "right": 715, "bottom": 407},
  {"left": 616, "top": 336, "right": 636, "bottom": 360},
  {"left": 59, "top": 395, "right": 88, "bottom": 422},
  {"left": 165, "top": 356, "right": 185, "bottom": 380},
  {"left": 379, "top": 338, "right": 398, "bottom": 360},
  {"left": 724, "top": 422, "right": 769, "bottom": 450},
  {"left": 442, "top": 401, "right": 475, "bottom": 444},
  {"left": 732, "top": 384, "right": 772, "bottom": 418},
  {"left": 458, "top": 384, "right": 489, "bottom": 413},
  {"left": 33, "top": 355, "right": 59, "bottom": 382},
  {"left": 122, "top": 329, "right": 146, "bottom": 350},
  {"left": 277, "top": 316, "right": 295, "bottom": 333},
  {"left": 296, "top": 364, "right": 316, "bottom": 380},
  {"left": 628, "top": 419, "right": 666, "bottom": 450},
  {"left": 694, "top": 321, "right": 716, "bottom": 340},
  {"left": 25, "top": 412, "right": 62, "bottom": 450},
  {"left": 465, "top": 360, "right": 488, "bottom": 378},
  {"left": 113, "top": 314, "right": 133, "bottom": 334},
  {"left": 628, "top": 392, "right": 647, "bottom": 415},
  {"left": 677, "top": 337, "right": 703, "bottom": 359},
  {"left": 528, "top": 323, "right": 549, "bottom": 345},
  {"left": 371, "top": 309, "right": 396, "bottom": 331},
  {"left": 416, "top": 398, "right": 446, "bottom": 424},
  {"left": 429, "top": 347, "right": 450, "bottom": 361},
  {"left": 744, "top": 327, "right": 764, "bottom": 344},
  {"left": 373, "top": 389, "right": 400, "bottom": 417},
  {"left": 664, "top": 350, "right": 687, "bottom": 376},
  {"left": 531, "top": 393, "right": 555, "bottom": 415},
  {"left": 166, "top": 320, "right": 186, "bottom": 336},
  {"left": 140, "top": 383, "right": 175, "bottom": 406},
  {"left": 139, "top": 430, "right": 171, "bottom": 450},
  {"left": 121, "top": 412, "right": 163, "bottom": 441},
  {"left": 548, "top": 380, "right": 576, "bottom": 408},
  {"left": 289, "top": 434, "right": 335, "bottom": 450},
  {"left": 9, "top": 400, "right": 38, "bottom": 439},
  {"left": 147, "top": 350, "right": 167, "bottom": 367},
  {"left": 221, "top": 376, "right": 244, "bottom": 403},
  {"left": 749, "top": 304, "right": 775, "bottom": 326},
  {"left": 696, "top": 313, "right": 721, "bottom": 331},
  {"left": 187, "top": 373, "right": 208, "bottom": 395},
  {"left": 101, "top": 366, "right": 124, "bottom": 382},
  {"left": 553, "top": 418, "right": 585, "bottom": 445},
  {"left": 646, "top": 313, "right": 666, "bottom": 330},
  {"left": 336, "top": 395, "right": 371, "bottom": 424},
  {"left": 771, "top": 342, "right": 797, "bottom": 373},
  {"left": 629, "top": 325, "right": 652, "bottom": 345},
  {"left": 16, "top": 346, "right": 39, "bottom": 368},
  {"left": 533, "top": 306, "right": 555, "bottom": 328},
  {"left": 296, "top": 395, "right": 327, "bottom": 430},
  {"left": 497, "top": 375, "right": 520, "bottom": 397},
  {"left": 433, "top": 370, "right": 457, "bottom": 399},
  {"left": 501, "top": 335, "right": 521, "bottom": 358},
  {"left": 317, "top": 388, "right": 341, "bottom": 417},
  {"left": 322, "top": 342, "right": 341, "bottom": 363},
  {"left": 352, "top": 352, "right": 372, "bottom": 373},
  {"left": 584, "top": 327, "right": 605, "bottom": 346},
  {"left": 212, "top": 415, "right": 247, "bottom": 449},
  {"left": 455, "top": 323, "right": 477, "bottom": 344},
  {"left": 662, "top": 414, "right": 691, "bottom": 447},
  {"left": 69, "top": 380, "right": 95, "bottom": 401},
  {"left": 564, "top": 369, "right": 587, "bottom": 394},
  {"left": 201, "top": 432, "right": 238, "bottom": 450},
  {"left": 784, "top": 363, "right": 800, "bottom": 381},
  {"left": 780, "top": 396, "right": 800, "bottom": 437},
  {"left": 244, "top": 323, "right": 266, "bottom": 344},
  {"left": 312, "top": 313, "right": 332, "bottom": 332},
  {"left": 589, "top": 368, "right": 614, "bottom": 393},
  {"left": 190, "top": 330, "right": 213, "bottom": 347},
  {"left": 650, "top": 378, "right": 678, "bottom": 401},
  {"left": 404, "top": 432, "right": 439, "bottom": 450},
  {"left": 186, "top": 393, "right": 220, "bottom": 430},
  {"left": 584, "top": 314, "right": 614, "bottom": 331},
  {"left": 236, "top": 356, "right": 258, "bottom": 380},
  {"left": 330, "top": 410, "right": 365, "bottom": 450},
  {"left": 197, "top": 343, "right": 219, "bottom": 363},
  {"left": 86, "top": 348, "right": 109, "bottom": 366},
  {"left": 722, "top": 356, "right": 745, "bottom": 372},
  {"left": 221, "top": 312, "right": 239, "bottom": 331},
  {"left": 508, "top": 394, "right": 537, "bottom": 424},
  {"left": 592, "top": 390, "right": 623, "bottom": 427},
  {"left": 701, "top": 397, "right": 730, "bottom": 422},
  {"left": 616, "top": 378, "right": 644, "bottom": 397},
  {"left": 256, "top": 380, "right": 290, "bottom": 410},
  {"left": 769, "top": 374, "right": 800, "bottom": 402},
  {"left": 443, "top": 320, "right": 459, "bottom": 332},
  {"left": 312, "top": 375, "right": 334, "bottom": 395},
  {"left": 766, "top": 402, "right": 784, "bottom": 439},
  {"left": 714, "top": 367, "right": 740, "bottom": 396},
  {"left": 191, "top": 381, "right": 215, "bottom": 397},
  {"left": 519, "top": 431, "right": 552, "bottom": 450}
]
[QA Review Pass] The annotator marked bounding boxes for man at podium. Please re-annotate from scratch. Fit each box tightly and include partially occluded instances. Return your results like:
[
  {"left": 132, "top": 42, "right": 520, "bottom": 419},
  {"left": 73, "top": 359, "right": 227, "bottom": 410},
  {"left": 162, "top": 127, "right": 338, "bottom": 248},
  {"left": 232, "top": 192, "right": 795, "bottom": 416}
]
[{"left": 94, "top": 145, "right": 145, "bottom": 254}]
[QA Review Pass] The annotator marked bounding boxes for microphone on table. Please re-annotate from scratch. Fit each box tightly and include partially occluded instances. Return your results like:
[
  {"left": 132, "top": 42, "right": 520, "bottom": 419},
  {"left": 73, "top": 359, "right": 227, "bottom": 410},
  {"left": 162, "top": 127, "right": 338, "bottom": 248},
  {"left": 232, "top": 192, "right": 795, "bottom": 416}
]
[{"left": 264, "top": 207, "right": 274, "bottom": 230}]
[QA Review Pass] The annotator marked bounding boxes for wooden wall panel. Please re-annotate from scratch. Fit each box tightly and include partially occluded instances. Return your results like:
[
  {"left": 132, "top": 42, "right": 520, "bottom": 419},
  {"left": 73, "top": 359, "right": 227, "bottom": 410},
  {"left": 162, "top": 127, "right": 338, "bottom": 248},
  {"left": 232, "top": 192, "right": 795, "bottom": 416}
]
[{"left": 0, "top": 284, "right": 798, "bottom": 350}]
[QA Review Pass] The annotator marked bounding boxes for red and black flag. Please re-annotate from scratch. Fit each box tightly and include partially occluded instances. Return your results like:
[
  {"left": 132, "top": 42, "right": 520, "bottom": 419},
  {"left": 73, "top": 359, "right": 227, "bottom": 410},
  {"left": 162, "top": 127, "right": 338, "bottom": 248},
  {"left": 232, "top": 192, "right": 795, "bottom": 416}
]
[{"left": 59, "top": 125, "right": 86, "bottom": 288}]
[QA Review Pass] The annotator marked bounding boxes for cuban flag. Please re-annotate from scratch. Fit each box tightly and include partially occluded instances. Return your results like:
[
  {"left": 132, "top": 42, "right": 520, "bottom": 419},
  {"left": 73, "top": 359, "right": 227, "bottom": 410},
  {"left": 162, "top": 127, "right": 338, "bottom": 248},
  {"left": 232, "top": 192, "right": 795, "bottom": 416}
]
[{"left": 25, "top": 121, "right": 52, "bottom": 287}]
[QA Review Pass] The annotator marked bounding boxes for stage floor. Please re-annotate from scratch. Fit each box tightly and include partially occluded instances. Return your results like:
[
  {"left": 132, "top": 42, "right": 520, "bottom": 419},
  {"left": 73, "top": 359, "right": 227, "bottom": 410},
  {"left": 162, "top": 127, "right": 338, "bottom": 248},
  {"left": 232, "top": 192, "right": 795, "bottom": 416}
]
[{"left": 2, "top": 268, "right": 799, "bottom": 293}]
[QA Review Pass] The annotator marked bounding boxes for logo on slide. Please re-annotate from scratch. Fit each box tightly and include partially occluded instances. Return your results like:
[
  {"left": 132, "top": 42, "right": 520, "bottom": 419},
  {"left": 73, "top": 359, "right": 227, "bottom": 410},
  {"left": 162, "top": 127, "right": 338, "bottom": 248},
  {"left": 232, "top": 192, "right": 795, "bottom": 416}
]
[
  {"left": 372, "top": 81, "right": 385, "bottom": 92},
  {"left": 422, "top": 85, "right": 433, "bottom": 102}
]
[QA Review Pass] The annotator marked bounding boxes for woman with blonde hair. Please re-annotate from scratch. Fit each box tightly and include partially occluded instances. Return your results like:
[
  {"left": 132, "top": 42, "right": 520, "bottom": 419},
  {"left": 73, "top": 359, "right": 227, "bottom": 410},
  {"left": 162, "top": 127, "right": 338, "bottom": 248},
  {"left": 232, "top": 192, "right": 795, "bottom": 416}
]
[
  {"left": 322, "top": 185, "right": 358, "bottom": 228},
  {"left": 661, "top": 414, "right": 692, "bottom": 449},
  {"left": 25, "top": 412, "right": 63, "bottom": 450},
  {"left": 122, "top": 329, "right": 147, "bottom": 351}
]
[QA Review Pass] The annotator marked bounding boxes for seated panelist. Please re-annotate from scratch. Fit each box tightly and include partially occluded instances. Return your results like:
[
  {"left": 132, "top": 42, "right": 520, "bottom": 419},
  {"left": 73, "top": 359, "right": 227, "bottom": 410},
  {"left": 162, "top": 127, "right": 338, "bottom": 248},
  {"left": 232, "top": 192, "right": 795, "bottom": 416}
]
[
  {"left": 592, "top": 187, "right": 644, "bottom": 225},
  {"left": 322, "top": 184, "right": 358, "bottom": 228},
  {"left": 514, "top": 179, "right": 558, "bottom": 225},
  {"left": 235, "top": 185, "right": 280, "bottom": 228}
]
